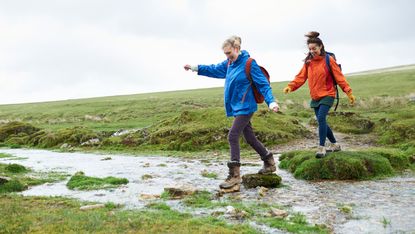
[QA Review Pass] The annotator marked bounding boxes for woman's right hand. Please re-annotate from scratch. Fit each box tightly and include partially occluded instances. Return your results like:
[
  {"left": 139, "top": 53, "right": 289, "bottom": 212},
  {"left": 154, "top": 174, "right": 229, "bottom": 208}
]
[
  {"left": 283, "top": 86, "right": 291, "bottom": 94},
  {"left": 184, "top": 64, "right": 192, "bottom": 71}
]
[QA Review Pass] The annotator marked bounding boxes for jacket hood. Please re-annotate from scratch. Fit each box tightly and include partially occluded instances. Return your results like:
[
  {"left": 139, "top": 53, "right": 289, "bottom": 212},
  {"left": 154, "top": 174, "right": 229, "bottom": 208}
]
[
  {"left": 231, "top": 50, "right": 250, "bottom": 65},
  {"left": 312, "top": 55, "right": 324, "bottom": 61}
]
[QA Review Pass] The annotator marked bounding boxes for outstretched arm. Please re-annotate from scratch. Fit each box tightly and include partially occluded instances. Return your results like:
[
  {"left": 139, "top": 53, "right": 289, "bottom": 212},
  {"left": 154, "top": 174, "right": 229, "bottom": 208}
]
[
  {"left": 286, "top": 64, "right": 308, "bottom": 92},
  {"left": 196, "top": 60, "right": 228, "bottom": 79}
]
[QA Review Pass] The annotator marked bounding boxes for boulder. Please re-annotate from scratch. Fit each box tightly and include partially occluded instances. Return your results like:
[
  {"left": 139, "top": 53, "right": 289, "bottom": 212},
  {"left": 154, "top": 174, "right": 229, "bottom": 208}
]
[
  {"left": 242, "top": 173, "right": 282, "bottom": 188},
  {"left": 139, "top": 193, "right": 161, "bottom": 200},
  {"left": 270, "top": 208, "right": 288, "bottom": 218}
]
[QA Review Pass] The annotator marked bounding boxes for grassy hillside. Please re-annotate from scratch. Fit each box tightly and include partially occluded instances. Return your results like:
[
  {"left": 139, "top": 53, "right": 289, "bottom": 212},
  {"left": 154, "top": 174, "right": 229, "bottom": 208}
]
[{"left": 0, "top": 67, "right": 414, "bottom": 152}]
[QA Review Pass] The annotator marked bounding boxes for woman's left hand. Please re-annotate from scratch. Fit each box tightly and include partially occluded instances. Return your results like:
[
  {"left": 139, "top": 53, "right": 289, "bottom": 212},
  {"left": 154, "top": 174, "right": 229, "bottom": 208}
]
[
  {"left": 272, "top": 106, "right": 279, "bottom": 113},
  {"left": 347, "top": 92, "right": 356, "bottom": 105},
  {"left": 269, "top": 102, "right": 279, "bottom": 113}
]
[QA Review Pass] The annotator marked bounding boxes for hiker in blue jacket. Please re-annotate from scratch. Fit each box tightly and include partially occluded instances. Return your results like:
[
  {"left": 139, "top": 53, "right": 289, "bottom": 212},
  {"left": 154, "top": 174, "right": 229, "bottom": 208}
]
[{"left": 184, "top": 36, "right": 279, "bottom": 190}]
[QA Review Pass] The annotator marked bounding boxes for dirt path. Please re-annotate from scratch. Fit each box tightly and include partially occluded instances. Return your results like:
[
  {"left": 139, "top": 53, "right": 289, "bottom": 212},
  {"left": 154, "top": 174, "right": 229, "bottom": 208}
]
[{"left": 273, "top": 126, "right": 377, "bottom": 153}]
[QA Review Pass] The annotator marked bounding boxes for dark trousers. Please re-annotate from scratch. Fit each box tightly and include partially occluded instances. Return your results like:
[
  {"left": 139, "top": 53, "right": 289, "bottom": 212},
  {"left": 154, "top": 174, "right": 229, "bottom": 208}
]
[
  {"left": 313, "top": 104, "right": 336, "bottom": 146},
  {"left": 228, "top": 114, "right": 268, "bottom": 162}
]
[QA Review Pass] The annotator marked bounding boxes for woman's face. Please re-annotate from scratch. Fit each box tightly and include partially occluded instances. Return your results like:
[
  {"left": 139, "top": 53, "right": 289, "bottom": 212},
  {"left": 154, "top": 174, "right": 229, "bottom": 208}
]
[
  {"left": 223, "top": 45, "right": 239, "bottom": 62},
  {"left": 308, "top": 43, "right": 322, "bottom": 57}
]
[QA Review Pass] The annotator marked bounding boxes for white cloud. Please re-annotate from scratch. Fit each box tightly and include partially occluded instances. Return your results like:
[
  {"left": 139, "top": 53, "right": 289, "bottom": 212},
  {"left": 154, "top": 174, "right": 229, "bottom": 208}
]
[{"left": 0, "top": 0, "right": 414, "bottom": 104}]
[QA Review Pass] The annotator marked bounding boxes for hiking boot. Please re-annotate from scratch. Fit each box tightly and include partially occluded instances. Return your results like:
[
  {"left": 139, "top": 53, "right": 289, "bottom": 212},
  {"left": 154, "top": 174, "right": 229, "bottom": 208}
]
[
  {"left": 258, "top": 152, "right": 276, "bottom": 174},
  {"left": 219, "top": 161, "right": 241, "bottom": 189},
  {"left": 326, "top": 142, "right": 341, "bottom": 152},
  {"left": 315, "top": 146, "right": 326, "bottom": 158}
]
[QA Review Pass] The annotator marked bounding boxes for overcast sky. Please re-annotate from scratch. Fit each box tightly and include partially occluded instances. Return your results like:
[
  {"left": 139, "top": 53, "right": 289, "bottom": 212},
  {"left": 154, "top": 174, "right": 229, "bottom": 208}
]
[{"left": 0, "top": 0, "right": 414, "bottom": 104}]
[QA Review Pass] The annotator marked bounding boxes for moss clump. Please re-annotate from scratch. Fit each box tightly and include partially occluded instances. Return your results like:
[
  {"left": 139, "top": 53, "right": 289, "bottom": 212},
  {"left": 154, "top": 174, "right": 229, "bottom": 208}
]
[
  {"left": 310, "top": 112, "right": 374, "bottom": 134},
  {"left": 0, "top": 121, "right": 40, "bottom": 142},
  {"left": 32, "top": 126, "right": 100, "bottom": 148},
  {"left": 66, "top": 171, "right": 129, "bottom": 190},
  {"left": 366, "top": 148, "right": 413, "bottom": 171},
  {"left": 5, "top": 164, "right": 28, "bottom": 173},
  {"left": 242, "top": 173, "right": 282, "bottom": 188},
  {"left": 0, "top": 179, "right": 27, "bottom": 193},
  {"left": 124, "top": 108, "right": 310, "bottom": 151},
  {"left": 5, "top": 134, "right": 30, "bottom": 146},
  {"left": 278, "top": 149, "right": 409, "bottom": 180},
  {"left": 377, "top": 118, "right": 415, "bottom": 146}
]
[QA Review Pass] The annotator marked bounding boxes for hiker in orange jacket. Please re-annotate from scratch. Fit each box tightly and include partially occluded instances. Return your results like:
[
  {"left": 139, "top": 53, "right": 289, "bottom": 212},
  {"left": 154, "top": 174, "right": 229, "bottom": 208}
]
[{"left": 283, "top": 31, "right": 356, "bottom": 158}]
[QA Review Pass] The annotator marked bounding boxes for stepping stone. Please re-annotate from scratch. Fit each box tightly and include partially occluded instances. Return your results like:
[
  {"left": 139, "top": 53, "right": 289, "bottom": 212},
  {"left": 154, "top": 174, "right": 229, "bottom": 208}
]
[{"left": 242, "top": 173, "right": 282, "bottom": 188}]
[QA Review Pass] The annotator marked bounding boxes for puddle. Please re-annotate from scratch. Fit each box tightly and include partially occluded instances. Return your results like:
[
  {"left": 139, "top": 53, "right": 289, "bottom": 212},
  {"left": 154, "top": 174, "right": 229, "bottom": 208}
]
[{"left": 0, "top": 148, "right": 414, "bottom": 233}]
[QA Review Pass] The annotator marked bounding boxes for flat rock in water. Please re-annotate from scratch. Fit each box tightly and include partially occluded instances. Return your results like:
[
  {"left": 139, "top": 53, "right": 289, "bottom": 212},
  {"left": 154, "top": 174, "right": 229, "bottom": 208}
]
[
  {"left": 164, "top": 185, "right": 197, "bottom": 199},
  {"left": 79, "top": 204, "right": 105, "bottom": 210},
  {"left": 242, "top": 173, "right": 281, "bottom": 188}
]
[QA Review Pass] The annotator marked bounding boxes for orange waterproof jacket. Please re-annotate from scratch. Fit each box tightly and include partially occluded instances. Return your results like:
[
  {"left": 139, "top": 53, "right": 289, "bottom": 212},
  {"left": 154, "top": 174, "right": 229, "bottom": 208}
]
[{"left": 288, "top": 55, "right": 352, "bottom": 100}]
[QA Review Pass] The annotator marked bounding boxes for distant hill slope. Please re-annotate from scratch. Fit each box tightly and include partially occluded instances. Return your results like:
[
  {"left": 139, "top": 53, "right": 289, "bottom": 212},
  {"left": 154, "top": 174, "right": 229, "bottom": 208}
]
[
  {"left": 0, "top": 65, "right": 414, "bottom": 132},
  {"left": 347, "top": 64, "right": 415, "bottom": 76}
]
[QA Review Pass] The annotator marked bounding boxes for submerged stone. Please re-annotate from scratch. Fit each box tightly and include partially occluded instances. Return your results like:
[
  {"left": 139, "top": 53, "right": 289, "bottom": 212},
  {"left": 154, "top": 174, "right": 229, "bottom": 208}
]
[
  {"left": 242, "top": 173, "right": 282, "bottom": 189},
  {"left": 79, "top": 204, "right": 105, "bottom": 210},
  {"left": 164, "top": 185, "right": 197, "bottom": 199}
]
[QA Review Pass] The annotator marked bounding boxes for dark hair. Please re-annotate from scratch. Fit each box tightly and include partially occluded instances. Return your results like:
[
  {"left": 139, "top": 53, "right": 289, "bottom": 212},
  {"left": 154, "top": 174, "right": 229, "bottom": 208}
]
[{"left": 304, "top": 31, "right": 326, "bottom": 63}]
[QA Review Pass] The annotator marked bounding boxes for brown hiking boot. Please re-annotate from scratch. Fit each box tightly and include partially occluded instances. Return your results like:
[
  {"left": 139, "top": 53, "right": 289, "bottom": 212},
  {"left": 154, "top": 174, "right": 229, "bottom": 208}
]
[
  {"left": 219, "top": 161, "right": 241, "bottom": 189},
  {"left": 258, "top": 152, "right": 276, "bottom": 174}
]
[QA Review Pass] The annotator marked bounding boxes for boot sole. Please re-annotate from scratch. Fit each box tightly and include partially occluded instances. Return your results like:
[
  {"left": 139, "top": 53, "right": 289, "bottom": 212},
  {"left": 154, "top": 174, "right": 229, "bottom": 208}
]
[
  {"left": 315, "top": 154, "right": 326, "bottom": 158},
  {"left": 219, "top": 183, "right": 241, "bottom": 189},
  {"left": 326, "top": 149, "right": 341, "bottom": 153}
]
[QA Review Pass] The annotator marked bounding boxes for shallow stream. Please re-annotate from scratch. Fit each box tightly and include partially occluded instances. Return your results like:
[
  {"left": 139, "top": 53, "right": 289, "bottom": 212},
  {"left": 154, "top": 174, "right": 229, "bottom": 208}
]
[{"left": 1, "top": 148, "right": 413, "bottom": 233}]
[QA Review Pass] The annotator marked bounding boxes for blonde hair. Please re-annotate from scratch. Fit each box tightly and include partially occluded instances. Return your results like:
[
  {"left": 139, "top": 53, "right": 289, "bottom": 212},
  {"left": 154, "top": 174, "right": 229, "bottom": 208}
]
[{"left": 222, "top": 36, "right": 242, "bottom": 50}]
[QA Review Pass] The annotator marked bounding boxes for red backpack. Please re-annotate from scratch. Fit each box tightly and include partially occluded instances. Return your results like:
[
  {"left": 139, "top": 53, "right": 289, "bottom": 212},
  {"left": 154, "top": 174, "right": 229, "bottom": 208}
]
[{"left": 245, "top": 58, "right": 270, "bottom": 103}]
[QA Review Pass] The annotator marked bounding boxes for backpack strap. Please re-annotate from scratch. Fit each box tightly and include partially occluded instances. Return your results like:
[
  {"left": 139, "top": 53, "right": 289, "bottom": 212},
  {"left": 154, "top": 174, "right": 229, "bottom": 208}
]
[
  {"left": 325, "top": 54, "right": 339, "bottom": 111},
  {"left": 242, "top": 58, "right": 257, "bottom": 103},
  {"left": 245, "top": 58, "right": 254, "bottom": 84}
]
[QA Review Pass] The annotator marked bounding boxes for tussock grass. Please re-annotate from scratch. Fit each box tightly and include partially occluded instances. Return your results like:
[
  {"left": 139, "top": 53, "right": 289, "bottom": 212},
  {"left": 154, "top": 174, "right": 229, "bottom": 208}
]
[
  {"left": 0, "top": 163, "right": 69, "bottom": 193},
  {"left": 66, "top": 171, "right": 128, "bottom": 190},
  {"left": 0, "top": 67, "right": 414, "bottom": 152},
  {"left": 279, "top": 148, "right": 414, "bottom": 180}
]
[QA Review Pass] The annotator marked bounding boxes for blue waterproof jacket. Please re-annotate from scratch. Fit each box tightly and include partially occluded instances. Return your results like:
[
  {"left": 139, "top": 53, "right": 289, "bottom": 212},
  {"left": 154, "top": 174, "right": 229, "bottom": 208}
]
[{"left": 198, "top": 50, "right": 275, "bottom": 117}]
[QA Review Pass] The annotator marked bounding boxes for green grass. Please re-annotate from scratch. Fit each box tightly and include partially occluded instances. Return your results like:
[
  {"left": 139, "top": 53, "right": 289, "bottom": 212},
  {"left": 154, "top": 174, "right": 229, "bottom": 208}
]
[
  {"left": 0, "top": 163, "right": 69, "bottom": 193},
  {"left": 0, "top": 195, "right": 259, "bottom": 234},
  {"left": 201, "top": 170, "right": 218, "bottom": 179},
  {"left": 66, "top": 171, "right": 129, "bottom": 190},
  {"left": 279, "top": 148, "right": 414, "bottom": 180},
  {"left": 0, "top": 67, "right": 414, "bottom": 152},
  {"left": 177, "top": 191, "right": 331, "bottom": 233},
  {"left": 260, "top": 214, "right": 329, "bottom": 234},
  {"left": 4, "top": 163, "right": 28, "bottom": 173},
  {"left": 0, "top": 153, "right": 14, "bottom": 159}
]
